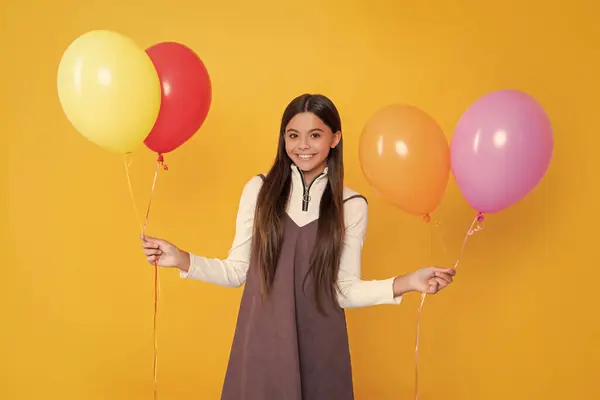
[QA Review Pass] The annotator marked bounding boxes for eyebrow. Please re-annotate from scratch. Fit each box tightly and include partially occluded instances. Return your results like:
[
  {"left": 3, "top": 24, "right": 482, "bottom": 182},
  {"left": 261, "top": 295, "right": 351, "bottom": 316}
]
[{"left": 286, "top": 128, "right": 325, "bottom": 133}]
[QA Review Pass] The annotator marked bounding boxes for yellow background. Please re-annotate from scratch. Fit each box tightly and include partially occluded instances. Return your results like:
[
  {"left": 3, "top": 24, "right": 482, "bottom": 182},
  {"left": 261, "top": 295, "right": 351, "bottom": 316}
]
[{"left": 2, "top": 0, "right": 599, "bottom": 399}]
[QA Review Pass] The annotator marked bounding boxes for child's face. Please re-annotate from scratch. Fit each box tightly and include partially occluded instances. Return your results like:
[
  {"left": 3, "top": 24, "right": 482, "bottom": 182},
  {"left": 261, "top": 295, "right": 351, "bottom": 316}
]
[{"left": 284, "top": 112, "right": 341, "bottom": 177}]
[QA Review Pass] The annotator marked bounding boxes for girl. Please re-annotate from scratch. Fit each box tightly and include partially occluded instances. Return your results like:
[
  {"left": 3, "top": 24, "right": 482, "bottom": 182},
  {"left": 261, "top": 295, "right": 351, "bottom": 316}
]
[{"left": 141, "top": 94, "right": 456, "bottom": 399}]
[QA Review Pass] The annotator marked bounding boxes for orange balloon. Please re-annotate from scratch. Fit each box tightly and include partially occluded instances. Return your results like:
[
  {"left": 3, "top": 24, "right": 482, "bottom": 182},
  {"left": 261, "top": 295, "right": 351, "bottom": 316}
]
[{"left": 358, "top": 104, "right": 450, "bottom": 218}]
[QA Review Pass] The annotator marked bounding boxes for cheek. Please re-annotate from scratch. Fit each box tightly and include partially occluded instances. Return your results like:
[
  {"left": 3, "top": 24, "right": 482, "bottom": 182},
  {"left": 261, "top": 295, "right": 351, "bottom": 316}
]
[
  {"left": 315, "top": 142, "right": 332, "bottom": 157},
  {"left": 284, "top": 139, "right": 293, "bottom": 153}
]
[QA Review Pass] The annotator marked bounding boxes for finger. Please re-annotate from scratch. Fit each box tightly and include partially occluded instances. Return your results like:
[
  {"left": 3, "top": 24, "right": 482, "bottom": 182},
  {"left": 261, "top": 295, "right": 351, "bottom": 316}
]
[
  {"left": 147, "top": 255, "right": 160, "bottom": 264},
  {"left": 427, "top": 282, "right": 439, "bottom": 294},
  {"left": 428, "top": 278, "right": 451, "bottom": 295},
  {"left": 431, "top": 277, "right": 449, "bottom": 287},
  {"left": 433, "top": 272, "right": 454, "bottom": 284},
  {"left": 427, "top": 277, "right": 450, "bottom": 293},
  {"left": 432, "top": 267, "right": 456, "bottom": 276},
  {"left": 142, "top": 235, "right": 163, "bottom": 245},
  {"left": 143, "top": 249, "right": 162, "bottom": 257},
  {"left": 141, "top": 241, "right": 160, "bottom": 249}
]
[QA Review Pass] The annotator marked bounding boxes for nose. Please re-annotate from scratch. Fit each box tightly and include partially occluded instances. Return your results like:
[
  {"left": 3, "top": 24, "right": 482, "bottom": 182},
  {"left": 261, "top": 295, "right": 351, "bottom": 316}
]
[{"left": 298, "top": 136, "right": 309, "bottom": 150}]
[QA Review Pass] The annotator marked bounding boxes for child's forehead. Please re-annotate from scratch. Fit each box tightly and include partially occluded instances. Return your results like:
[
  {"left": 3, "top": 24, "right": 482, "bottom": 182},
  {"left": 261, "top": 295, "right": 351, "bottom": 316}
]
[{"left": 286, "top": 112, "right": 330, "bottom": 132}]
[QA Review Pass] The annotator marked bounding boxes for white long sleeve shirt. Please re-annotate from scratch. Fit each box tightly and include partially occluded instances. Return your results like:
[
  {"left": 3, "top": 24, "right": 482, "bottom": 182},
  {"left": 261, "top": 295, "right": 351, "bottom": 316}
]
[{"left": 180, "top": 165, "right": 402, "bottom": 308}]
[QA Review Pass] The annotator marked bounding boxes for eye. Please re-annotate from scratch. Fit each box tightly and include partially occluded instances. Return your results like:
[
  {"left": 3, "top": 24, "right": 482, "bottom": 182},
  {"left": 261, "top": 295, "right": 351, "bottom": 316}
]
[
  {"left": 288, "top": 133, "right": 298, "bottom": 139},
  {"left": 310, "top": 133, "right": 321, "bottom": 138}
]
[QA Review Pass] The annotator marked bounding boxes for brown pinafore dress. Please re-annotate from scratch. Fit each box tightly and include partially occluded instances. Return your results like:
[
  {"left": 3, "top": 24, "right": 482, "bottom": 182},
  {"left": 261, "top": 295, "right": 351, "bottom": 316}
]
[{"left": 220, "top": 175, "right": 360, "bottom": 400}]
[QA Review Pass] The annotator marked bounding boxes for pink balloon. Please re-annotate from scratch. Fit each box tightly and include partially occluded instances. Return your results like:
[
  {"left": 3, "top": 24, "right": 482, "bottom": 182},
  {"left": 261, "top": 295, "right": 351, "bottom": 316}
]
[{"left": 450, "top": 90, "right": 553, "bottom": 214}]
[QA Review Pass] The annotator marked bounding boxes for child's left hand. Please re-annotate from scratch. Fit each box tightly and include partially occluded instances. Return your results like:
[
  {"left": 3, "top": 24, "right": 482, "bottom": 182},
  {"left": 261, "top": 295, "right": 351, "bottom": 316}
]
[{"left": 393, "top": 267, "right": 456, "bottom": 296}]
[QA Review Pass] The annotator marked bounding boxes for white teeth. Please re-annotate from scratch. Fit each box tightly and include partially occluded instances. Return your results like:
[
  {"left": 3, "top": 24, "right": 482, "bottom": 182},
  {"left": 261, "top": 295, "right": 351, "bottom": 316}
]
[{"left": 298, "top": 154, "right": 313, "bottom": 160}]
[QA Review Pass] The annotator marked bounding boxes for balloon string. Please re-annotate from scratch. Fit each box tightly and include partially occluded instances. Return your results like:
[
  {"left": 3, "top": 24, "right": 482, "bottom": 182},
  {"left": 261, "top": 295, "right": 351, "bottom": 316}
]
[
  {"left": 413, "top": 212, "right": 484, "bottom": 400},
  {"left": 451, "top": 212, "right": 485, "bottom": 271},
  {"left": 413, "top": 221, "right": 433, "bottom": 399},
  {"left": 124, "top": 154, "right": 143, "bottom": 232},
  {"left": 124, "top": 153, "right": 168, "bottom": 400},
  {"left": 414, "top": 291, "right": 426, "bottom": 400}
]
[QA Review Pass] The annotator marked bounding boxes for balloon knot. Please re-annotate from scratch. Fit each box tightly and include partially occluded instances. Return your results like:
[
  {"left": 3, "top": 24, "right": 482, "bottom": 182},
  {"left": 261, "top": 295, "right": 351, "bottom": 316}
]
[
  {"left": 157, "top": 153, "right": 168, "bottom": 171},
  {"left": 476, "top": 212, "right": 485, "bottom": 222},
  {"left": 423, "top": 214, "right": 431, "bottom": 223}
]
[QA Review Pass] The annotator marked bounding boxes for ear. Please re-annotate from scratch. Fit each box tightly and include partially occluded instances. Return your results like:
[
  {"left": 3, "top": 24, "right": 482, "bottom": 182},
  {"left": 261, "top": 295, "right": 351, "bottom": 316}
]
[{"left": 331, "top": 131, "right": 342, "bottom": 149}]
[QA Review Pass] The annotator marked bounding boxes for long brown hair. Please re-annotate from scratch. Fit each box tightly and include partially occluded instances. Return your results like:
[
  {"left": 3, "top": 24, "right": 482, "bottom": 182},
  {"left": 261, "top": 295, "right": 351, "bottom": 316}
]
[{"left": 251, "top": 94, "right": 345, "bottom": 313}]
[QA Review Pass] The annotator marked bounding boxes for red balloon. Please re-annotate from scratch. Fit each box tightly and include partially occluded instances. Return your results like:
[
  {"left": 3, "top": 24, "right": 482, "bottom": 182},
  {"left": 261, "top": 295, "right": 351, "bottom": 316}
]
[{"left": 145, "top": 42, "right": 212, "bottom": 154}]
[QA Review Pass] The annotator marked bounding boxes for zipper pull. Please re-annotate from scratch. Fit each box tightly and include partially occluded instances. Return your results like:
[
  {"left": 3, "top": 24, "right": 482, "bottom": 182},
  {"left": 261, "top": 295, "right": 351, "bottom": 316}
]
[{"left": 302, "top": 190, "right": 311, "bottom": 212}]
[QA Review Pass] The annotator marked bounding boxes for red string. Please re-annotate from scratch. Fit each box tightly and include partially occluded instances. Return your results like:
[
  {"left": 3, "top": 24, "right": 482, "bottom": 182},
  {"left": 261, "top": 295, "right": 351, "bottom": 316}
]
[
  {"left": 413, "top": 212, "right": 484, "bottom": 400},
  {"left": 145, "top": 154, "right": 166, "bottom": 400},
  {"left": 157, "top": 153, "right": 168, "bottom": 171},
  {"left": 124, "top": 153, "right": 167, "bottom": 400}
]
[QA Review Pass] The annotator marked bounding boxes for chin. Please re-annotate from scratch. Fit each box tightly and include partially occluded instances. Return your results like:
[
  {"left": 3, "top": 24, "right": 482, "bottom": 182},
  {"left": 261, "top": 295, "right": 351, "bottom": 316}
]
[
  {"left": 295, "top": 159, "right": 322, "bottom": 171},
  {"left": 297, "top": 164, "right": 315, "bottom": 171}
]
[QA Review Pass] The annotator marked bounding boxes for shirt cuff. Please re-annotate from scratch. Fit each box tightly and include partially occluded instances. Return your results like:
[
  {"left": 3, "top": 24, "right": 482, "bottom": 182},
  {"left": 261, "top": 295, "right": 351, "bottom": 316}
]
[
  {"left": 179, "top": 253, "right": 195, "bottom": 279},
  {"left": 384, "top": 276, "right": 403, "bottom": 305}
]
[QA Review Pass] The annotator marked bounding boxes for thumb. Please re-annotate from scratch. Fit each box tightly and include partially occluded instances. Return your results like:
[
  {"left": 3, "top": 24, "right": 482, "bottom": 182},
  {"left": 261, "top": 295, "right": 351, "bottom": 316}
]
[
  {"left": 432, "top": 267, "right": 456, "bottom": 275},
  {"left": 142, "top": 235, "right": 166, "bottom": 245}
]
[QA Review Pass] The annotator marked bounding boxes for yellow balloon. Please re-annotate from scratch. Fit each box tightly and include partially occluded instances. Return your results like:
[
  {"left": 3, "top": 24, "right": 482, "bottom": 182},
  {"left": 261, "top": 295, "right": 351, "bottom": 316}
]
[{"left": 57, "top": 30, "right": 161, "bottom": 153}]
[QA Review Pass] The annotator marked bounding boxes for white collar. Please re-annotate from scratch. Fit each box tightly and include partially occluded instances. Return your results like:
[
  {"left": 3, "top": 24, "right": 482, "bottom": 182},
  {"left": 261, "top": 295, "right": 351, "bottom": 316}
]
[
  {"left": 290, "top": 164, "right": 329, "bottom": 191},
  {"left": 289, "top": 164, "right": 329, "bottom": 214},
  {"left": 290, "top": 164, "right": 329, "bottom": 178}
]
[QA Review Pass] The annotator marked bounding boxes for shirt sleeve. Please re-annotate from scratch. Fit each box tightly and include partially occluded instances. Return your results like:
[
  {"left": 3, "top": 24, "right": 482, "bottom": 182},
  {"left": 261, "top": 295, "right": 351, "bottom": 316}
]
[
  {"left": 179, "top": 175, "right": 263, "bottom": 288},
  {"left": 336, "top": 197, "right": 402, "bottom": 308}
]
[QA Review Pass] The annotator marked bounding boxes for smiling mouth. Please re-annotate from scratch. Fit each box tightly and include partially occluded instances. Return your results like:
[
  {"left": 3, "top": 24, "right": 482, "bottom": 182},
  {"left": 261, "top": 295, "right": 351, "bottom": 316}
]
[{"left": 296, "top": 154, "right": 315, "bottom": 160}]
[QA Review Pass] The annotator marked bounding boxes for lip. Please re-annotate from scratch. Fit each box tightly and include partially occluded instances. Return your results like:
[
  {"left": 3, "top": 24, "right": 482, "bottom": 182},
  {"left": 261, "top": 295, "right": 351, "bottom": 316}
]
[{"left": 296, "top": 154, "right": 316, "bottom": 160}]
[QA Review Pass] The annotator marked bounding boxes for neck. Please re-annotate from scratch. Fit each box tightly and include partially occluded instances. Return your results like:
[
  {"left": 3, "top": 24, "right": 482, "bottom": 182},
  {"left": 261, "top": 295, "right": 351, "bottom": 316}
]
[
  {"left": 301, "top": 163, "right": 327, "bottom": 184},
  {"left": 302, "top": 169, "right": 323, "bottom": 185}
]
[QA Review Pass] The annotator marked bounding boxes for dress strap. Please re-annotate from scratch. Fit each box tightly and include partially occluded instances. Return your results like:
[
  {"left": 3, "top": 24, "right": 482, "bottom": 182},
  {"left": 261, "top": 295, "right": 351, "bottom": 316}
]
[{"left": 343, "top": 194, "right": 367, "bottom": 204}]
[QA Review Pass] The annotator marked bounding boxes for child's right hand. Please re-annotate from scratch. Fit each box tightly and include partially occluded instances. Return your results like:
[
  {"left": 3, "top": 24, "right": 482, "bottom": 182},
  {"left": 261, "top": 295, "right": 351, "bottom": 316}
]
[{"left": 141, "top": 235, "right": 190, "bottom": 272}]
